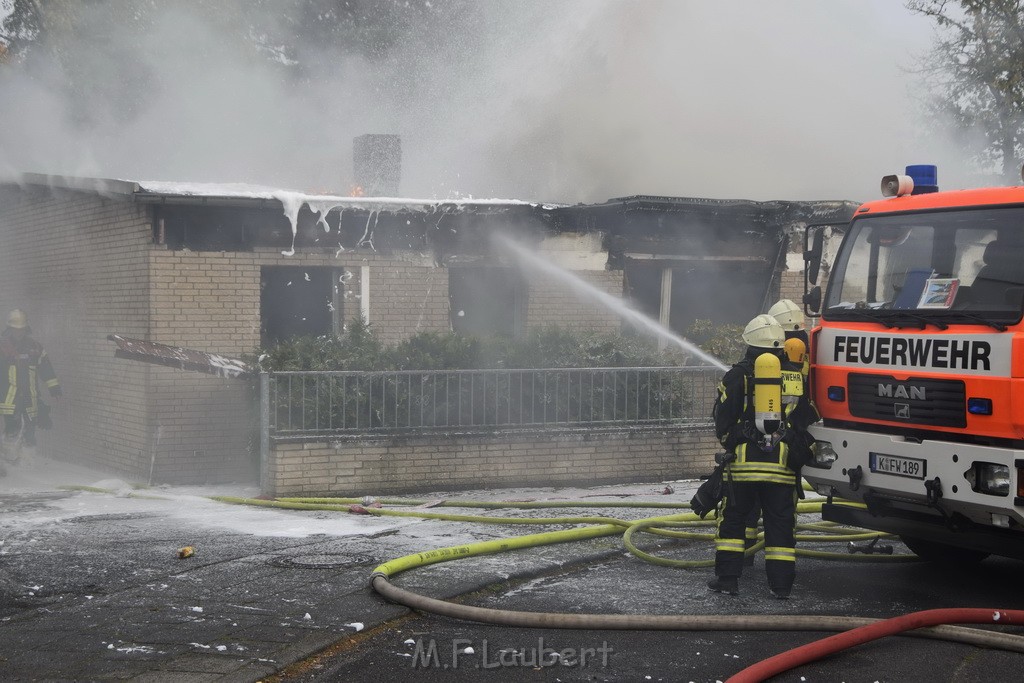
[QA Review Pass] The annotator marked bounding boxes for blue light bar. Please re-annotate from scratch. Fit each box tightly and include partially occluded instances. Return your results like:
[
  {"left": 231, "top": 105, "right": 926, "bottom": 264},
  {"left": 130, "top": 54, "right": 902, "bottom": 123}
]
[
  {"left": 827, "top": 386, "right": 846, "bottom": 402},
  {"left": 968, "top": 397, "right": 993, "bottom": 415},
  {"left": 906, "top": 164, "right": 938, "bottom": 194}
]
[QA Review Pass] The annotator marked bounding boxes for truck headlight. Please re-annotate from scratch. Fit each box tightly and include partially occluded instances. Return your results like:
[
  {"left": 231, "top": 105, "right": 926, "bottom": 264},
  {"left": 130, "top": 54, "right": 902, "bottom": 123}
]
[
  {"left": 965, "top": 462, "right": 1010, "bottom": 496},
  {"left": 810, "top": 440, "right": 837, "bottom": 469}
]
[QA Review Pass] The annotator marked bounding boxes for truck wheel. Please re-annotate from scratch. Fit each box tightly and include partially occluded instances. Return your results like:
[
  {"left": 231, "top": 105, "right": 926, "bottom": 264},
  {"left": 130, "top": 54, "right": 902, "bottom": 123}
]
[{"left": 900, "top": 536, "right": 990, "bottom": 564}]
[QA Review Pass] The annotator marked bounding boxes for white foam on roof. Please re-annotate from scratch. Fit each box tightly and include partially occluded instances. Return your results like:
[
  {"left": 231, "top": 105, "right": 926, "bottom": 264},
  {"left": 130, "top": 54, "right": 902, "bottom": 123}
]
[
  {"left": 135, "top": 180, "right": 563, "bottom": 256},
  {"left": 135, "top": 180, "right": 558, "bottom": 210}
]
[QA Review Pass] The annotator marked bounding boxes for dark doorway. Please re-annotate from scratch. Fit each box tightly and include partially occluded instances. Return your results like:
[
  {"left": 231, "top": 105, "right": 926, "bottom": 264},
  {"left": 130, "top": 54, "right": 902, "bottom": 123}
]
[
  {"left": 449, "top": 266, "right": 524, "bottom": 337},
  {"left": 624, "top": 259, "right": 772, "bottom": 331},
  {"left": 260, "top": 267, "right": 338, "bottom": 346}
]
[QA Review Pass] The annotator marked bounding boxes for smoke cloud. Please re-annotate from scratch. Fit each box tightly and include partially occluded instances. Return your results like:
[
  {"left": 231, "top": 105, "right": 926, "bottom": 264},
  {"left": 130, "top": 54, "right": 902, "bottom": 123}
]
[{"left": 0, "top": 0, "right": 978, "bottom": 204}]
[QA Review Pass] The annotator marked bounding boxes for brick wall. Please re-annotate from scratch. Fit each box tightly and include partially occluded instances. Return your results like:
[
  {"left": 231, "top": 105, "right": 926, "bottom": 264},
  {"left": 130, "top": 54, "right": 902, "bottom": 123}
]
[
  {"left": 779, "top": 242, "right": 806, "bottom": 306},
  {"left": 779, "top": 269, "right": 804, "bottom": 308},
  {"left": 145, "top": 249, "right": 455, "bottom": 482},
  {"left": 0, "top": 188, "right": 261, "bottom": 483},
  {"left": 0, "top": 187, "right": 153, "bottom": 477},
  {"left": 362, "top": 255, "right": 450, "bottom": 345},
  {"left": 265, "top": 427, "right": 720, "bottom": 497},
  {"left": 525, "top": 270, "right": 624, "bottom": 334}
]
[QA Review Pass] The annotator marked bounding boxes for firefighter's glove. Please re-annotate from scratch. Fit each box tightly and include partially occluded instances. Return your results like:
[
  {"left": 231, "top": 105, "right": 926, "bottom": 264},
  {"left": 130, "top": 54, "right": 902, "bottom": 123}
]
[
  {"left": 781, "top": 424, "right": 815, "bottom": 470},
  {"left": 49, "top": 387, "right": 62, "bottom": 399},
  {"left": 782, "top": 424, "right": 815, "bottom": 449}
]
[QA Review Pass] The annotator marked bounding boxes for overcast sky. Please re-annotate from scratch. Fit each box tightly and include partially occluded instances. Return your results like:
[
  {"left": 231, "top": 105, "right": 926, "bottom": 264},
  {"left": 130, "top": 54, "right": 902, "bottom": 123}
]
[{"left": 0, "top": 1, "right": 975, "bottom": 204}]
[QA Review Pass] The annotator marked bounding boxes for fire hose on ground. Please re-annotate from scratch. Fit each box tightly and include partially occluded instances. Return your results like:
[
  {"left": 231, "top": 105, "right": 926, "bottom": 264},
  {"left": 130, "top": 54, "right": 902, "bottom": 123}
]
[{"left": 69, "top": 485, "right": 1024, "bottom": 676}]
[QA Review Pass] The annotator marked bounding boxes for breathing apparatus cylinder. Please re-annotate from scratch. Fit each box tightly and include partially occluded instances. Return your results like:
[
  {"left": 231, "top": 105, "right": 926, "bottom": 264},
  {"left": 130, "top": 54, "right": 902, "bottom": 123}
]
[{"left": 753, "top": 352, "right": 783, "bottom": 436}]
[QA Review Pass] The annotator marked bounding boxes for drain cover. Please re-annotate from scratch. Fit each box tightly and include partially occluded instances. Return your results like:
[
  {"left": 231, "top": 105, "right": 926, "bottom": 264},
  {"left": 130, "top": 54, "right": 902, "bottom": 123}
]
[{"left": 269, "top": 554, "right": 376, "bottom": 569}]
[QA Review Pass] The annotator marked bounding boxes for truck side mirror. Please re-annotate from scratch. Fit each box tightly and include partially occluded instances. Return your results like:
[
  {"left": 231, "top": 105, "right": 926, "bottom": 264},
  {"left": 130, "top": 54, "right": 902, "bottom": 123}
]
[
  {"left": 804, "top": 227, "right": 824, "bottom": 285},
  {"left": 803, "top": 225, "right": 827, "bottom": 316},
  {"left": 803, "top": 286, "right": 822, "bottom": 315}
]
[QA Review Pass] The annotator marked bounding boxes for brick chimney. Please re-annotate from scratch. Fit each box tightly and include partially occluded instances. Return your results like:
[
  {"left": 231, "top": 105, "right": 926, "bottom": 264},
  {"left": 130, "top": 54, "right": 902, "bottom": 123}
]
[{"left": 353, "top": 134, "right": 402, "bottom": 196}]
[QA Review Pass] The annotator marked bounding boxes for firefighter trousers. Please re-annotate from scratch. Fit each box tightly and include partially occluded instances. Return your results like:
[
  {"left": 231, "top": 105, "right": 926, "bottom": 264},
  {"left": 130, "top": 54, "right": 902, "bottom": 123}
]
[
  {"left": 715, "top": 480, "right": 796, "bottom": 591},
  {"left": 4, "top": 406, "right": 36, "bottom": 448}
]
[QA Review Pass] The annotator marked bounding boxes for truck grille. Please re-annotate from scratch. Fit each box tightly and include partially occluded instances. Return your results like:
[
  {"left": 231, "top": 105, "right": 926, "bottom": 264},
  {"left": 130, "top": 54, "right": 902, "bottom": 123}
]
[{"left": 847, "top": 374, "right": 966, "bottom": 428}]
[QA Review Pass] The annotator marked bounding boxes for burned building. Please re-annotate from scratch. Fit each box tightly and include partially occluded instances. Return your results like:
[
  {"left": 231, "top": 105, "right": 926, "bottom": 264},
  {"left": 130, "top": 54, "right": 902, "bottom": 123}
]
[
  {"left": 0, "top": 173, "right": 855, "bottom": 485},
  {"left": 579, "top": 195, "right": 857, "bottom": 330}
]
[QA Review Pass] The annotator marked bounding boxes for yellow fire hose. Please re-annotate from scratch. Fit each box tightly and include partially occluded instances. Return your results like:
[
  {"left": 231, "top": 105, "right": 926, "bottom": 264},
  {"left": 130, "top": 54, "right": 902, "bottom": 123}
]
[{"left": 67, "top": 485, "right": 1024, "bottom": 653}]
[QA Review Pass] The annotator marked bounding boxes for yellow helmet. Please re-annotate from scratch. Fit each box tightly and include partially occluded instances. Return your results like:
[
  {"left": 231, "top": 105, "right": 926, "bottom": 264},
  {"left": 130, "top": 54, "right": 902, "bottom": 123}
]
[
  {"left": 6, "top": 309, "right": 27, "bottom": 329},
  {"left": 784, "top": 337, "right": 807, "bottom": 364},
  {"left": 767, "top": 299, "right": 804, "bottom": 331},
  {"left": 742, "top": 314, "right": 784, "bottom": 349}
]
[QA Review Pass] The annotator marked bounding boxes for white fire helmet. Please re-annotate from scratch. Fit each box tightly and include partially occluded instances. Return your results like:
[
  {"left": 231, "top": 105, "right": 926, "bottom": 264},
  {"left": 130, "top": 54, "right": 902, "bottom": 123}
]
[
  {"left": 6, "top": 309, "right": 27, "bottom": 329},
  {"left": 767, "top": 299, "right": 804, "bottom": 331},
  {"left": 742, "top": 314, "right": 784, "bottom": 349}
]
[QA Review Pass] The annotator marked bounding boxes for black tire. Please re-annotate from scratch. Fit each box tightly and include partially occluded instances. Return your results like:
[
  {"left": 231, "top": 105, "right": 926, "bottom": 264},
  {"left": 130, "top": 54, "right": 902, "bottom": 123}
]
[{"left": 900, "top": 535, "right": 990, "bottom": 564}]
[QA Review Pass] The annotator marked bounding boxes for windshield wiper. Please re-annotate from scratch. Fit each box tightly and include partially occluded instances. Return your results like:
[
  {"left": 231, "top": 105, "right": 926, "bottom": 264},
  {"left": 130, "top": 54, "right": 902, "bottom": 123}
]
[
  {"left": 940, "top": 311, "right": 1008, "bottom": 332},
  {"left": 884, "top": 310, "right": 949, "bottom": 330},
  {"left": 826, "top": 307, "right": 897, "bottom": 328},
  {"left": 826, "top": 306, "right": 950, "bottom": 330}
]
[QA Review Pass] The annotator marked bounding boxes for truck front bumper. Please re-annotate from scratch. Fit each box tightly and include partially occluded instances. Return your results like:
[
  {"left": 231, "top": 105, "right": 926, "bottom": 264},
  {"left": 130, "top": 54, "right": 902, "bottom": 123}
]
[{"left": 804, "top": 424, "right": 1024, "bottom": 534}]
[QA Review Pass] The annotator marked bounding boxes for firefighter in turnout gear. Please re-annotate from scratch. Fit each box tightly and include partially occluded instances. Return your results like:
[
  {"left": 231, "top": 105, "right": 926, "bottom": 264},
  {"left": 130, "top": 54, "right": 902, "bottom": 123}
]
[
  {"left": 708, "top": 314, "right": 818, "bottom": 598},
  {"left": 767, "top": 298, "right": 809, "bottom": 373},
  {"left": 0, "top": 310, "right": 61, "bottom": 469},
  {"left": 772, "top": 298, "right": 816, "bottom": 491},
  {"left": 741, "top": 300, "right": 814, "bottom": 563}
]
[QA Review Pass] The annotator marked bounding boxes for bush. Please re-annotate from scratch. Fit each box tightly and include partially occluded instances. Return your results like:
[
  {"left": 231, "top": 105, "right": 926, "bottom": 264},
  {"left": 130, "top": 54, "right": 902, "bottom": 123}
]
[
  {"left": 249, "top": 317, "right": 385, "bottom": 371},
  {"left": 257, "top": 324, "right": 656, "bottom": 371},
  {"left": 684, "top": 319, "right": 746, "bottom": 366},
  {"left": 391, "top": 331, "right": 482, "bottom": 370},
  {"left": 253, "top": 320, "right": 739, "bottom": 372}
]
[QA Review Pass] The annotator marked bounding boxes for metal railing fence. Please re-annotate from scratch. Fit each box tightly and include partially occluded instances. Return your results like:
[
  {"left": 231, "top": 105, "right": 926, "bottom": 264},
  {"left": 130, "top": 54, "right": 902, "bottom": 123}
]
[{"left": 265, "top": 367, "right": 718, "bottom": 439}]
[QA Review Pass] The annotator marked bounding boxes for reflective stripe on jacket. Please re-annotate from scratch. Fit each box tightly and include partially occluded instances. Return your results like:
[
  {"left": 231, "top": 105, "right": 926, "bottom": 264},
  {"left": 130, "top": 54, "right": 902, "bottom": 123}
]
[
  {"left": 728, "top": 441, "right": 796, "bottom": 486},
  {"left": 0, "top": 333, "right": 59, "bottom": 417}
]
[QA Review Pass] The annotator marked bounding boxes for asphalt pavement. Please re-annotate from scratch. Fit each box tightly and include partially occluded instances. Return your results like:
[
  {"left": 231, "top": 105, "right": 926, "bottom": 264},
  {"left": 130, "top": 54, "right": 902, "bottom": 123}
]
[{"left": 2, "top": 460, "right": 1024, "bottom": 682}]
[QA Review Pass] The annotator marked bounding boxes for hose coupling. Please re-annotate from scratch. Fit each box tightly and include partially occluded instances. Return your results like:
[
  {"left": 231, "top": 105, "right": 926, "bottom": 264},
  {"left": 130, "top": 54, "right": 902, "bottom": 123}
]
[{"left": 848, "top": 538, "right": 893, "bottom": 555}]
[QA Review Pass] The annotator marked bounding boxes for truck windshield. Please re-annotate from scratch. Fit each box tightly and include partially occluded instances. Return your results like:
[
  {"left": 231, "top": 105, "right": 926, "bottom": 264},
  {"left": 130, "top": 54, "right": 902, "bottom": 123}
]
[{"left": 824, "top": 207, "right": 1024, "bottom": 326}]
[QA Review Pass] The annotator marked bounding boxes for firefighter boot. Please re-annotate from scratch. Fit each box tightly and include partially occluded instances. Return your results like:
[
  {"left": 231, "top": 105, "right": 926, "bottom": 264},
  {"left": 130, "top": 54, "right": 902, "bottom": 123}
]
[
  {"left": 20, "top": 446, "right": 36, "bottom": 468},
  {"left": 707, "top": 576, "right": 739, "bottom": 595}
]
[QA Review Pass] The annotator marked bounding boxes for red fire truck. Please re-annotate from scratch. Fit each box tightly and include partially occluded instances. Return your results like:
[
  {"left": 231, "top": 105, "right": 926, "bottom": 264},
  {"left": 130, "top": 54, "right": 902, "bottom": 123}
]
[{"left": 801, "top": 164, "right": 1024, "bottom": 562}]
